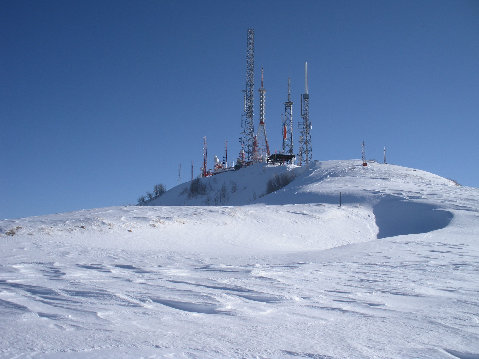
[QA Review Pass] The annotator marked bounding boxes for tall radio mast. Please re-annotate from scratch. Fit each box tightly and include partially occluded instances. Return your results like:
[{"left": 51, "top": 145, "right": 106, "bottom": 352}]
[
  {"left": 282, "top": 78, "right": 294, "bottom": 156},
  {"left": 255, "top": 67, "right": 270, "bottom": 161},
  {"left": 240, "top": 28, "right": 255, "bottom": 162},
  {"left": 298, "top": 62, "right": 312, "bottom": 165}
]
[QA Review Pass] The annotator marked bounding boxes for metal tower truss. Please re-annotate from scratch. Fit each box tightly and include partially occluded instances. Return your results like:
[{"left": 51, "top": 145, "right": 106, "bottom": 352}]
[
  {"left": 255, "top": 67, "right": 270, "bottom": 161},
  {"left": 202, "top": 136, "right": 208, "bottom": 177},
  {"left": 298, "top": 62, "right": 312, "bottom": 166},
  {"left": 240, "top": 28, "right": 255, "bottom": 162},
  {"left": 239, "top": 90, "right": 247, "bottom": 163},
  {"left": 282, "top": 78, "right": 294, "bottom": 156}
]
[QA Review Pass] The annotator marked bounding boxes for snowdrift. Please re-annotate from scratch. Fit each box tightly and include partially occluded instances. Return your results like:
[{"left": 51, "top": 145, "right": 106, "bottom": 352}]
[{"left": 150, "top": 159, "right": 461, "bottom": 241}]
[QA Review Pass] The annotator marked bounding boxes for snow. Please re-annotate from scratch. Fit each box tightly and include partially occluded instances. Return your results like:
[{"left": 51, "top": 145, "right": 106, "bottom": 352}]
[{"left": 1, "top": 160, "right": 479, "bottom": 358}]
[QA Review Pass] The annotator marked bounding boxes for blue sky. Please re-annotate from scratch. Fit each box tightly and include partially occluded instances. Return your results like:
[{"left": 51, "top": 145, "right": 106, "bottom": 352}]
[{"left": 1, "top": 0, "right": 478, "bottom": 219}]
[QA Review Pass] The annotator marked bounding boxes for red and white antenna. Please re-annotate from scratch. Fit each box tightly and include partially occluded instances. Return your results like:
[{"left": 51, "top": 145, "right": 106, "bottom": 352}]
[{"left": 256, "top": 67, "right": 270, "bottom": 161}]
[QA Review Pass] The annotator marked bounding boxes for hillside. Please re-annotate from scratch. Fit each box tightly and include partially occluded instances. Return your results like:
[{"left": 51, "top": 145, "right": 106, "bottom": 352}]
[
  {"left": 1, "top": 160, "right": 478, "bottom": 358},
  {"left": 152, "top": 159, "right": 470, "bottom": 210}
]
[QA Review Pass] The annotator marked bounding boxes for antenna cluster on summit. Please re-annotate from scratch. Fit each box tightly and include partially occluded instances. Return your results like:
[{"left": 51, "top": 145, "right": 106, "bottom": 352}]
[
  {"left": 239, "top": 28, "right": 311, "bottom": 167},
  {"left": 201, "top": 28, "right": 312, "bottom": 178},
  {"left": 195, "top": 29, "right": 387, "bottom": 179}
]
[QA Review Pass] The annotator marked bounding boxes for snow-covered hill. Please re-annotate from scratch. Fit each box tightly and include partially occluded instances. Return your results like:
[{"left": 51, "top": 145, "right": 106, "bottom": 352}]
[{"left": 1, "top": 160, "right": 478, "bottom": 358}]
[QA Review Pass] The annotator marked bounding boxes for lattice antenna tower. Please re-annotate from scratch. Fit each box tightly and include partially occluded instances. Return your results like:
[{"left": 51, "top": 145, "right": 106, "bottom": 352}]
[
  {"left": 282, "top": 77, "right": 294, "bottom": 155},
  {"left": 298, "top": 62, "right": 312, "bottom": 165},
  {"left": 202, "top": 136, "right": 208, "bottom": 177},
  {"left": 255, "top": 67, "right": 270, "bottom": 161},
  {"left": 240, "top": 28, "right": 255, "bottom": 162},
  {"left": 239, "top": 90, "right": 245, "bottom": 155}
]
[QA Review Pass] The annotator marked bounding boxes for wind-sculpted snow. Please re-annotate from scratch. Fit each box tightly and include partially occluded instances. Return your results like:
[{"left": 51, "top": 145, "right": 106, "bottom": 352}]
[
  {"left": 374, "top": 196, "right": 453, "bottom": 239},
  {"left": 1, "top": 160, "right": 479, "bottom": 358}
]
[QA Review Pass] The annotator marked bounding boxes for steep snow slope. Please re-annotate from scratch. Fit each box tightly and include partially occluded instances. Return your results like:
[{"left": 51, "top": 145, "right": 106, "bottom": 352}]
[
  {"left": 149, "top": 162, "right": 302, "bottom": 206},
  {"left": 1, "top": 160, "right": 478, "bottom": 358}
]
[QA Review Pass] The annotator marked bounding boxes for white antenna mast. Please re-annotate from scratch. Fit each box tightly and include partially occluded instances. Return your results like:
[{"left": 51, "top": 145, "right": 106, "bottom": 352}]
[{"left": 304, "top": 61, "right": 309, "bottom": 94}]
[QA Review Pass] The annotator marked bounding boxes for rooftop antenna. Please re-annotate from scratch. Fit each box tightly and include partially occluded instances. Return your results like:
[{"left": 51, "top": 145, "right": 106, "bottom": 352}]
[
  {"left": 178, "top": 163, "right": 182, "bottom": 183},
  {"left": 282, "top": 77, "right": 294, "bottom": 156},
  {"left": 384, "top": 146, "right": 387, "bottom": 164},
  {"left": 255, "top": 67, "right": 270, "bottom": 161},
  {"left": 298, "top": 61, "right": 312, "bottom": 165}
]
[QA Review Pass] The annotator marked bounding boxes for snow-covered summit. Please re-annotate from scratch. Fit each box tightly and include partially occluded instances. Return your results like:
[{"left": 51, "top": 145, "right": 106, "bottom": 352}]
[{"left": 152, "top": 159, "right": 470, "bottom": 208}]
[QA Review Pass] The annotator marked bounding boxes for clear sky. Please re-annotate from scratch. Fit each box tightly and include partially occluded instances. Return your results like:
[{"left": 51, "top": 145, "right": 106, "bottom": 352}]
[{"left": 1, "top": 0, "right": 478, "bottom": 219}]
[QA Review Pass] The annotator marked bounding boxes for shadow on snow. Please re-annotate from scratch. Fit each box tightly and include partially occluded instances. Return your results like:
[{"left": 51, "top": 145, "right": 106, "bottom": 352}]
[{"left": 373, "top": 196, "right": 453, "bottom": 239}]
